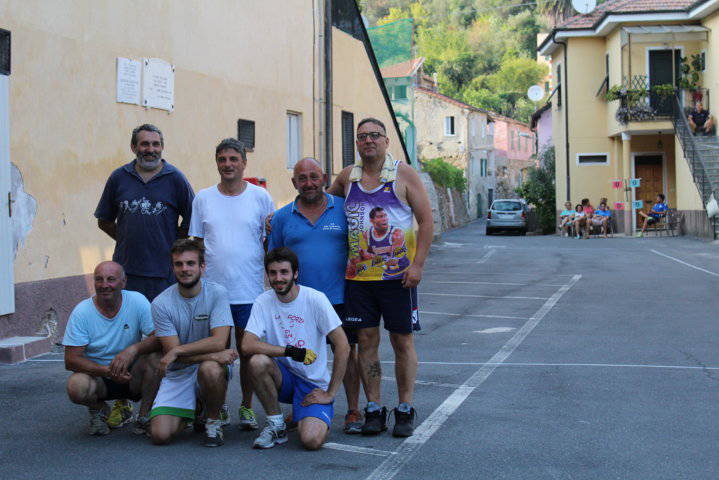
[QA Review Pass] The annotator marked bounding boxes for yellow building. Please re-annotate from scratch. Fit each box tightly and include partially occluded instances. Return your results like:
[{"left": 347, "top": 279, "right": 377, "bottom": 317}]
[
  {"left": 0, "top": 0, "right": 407, "bottom": 361},
  {"left": 539, "top": 0, "right": 719, "bottom": 239}
]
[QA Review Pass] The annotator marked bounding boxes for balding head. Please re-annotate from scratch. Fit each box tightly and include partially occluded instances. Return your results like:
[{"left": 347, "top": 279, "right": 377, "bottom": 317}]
[
  {"left": 93, "top": 261, "right": 126, "bottom": 306},
  {"left": 292, "top": 157, "right": 326, "bottom": 205}
]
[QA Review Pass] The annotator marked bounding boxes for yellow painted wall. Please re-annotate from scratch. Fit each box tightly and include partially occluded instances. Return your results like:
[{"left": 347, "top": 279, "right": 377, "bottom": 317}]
[
  {"left": 331, "top": 29, "right": 406, "bottom": 175},
  {"left": 674, "top": 139, "right": 704, "bottom": 209},
  {"left": 702, "top": 12, "right": 719, "bottom": 118},
  {"left": 2, "top": 2, "right": 393, "bottom": 284}
]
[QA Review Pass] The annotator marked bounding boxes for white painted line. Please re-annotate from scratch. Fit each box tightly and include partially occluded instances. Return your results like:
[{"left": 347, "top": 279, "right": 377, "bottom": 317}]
[
  {"left": 476, "top": 249, "right": 496, "bottom": 264},
  {"left": 427, "top": 272, "right": 576, "bottom": 277},
  {"left": 423, "top": 293, "right": 548, "bottom": 300},
  {"left": 474, "top": 327, "right": 516, "bottom": 334},
  {"left": 324, "top": 442, "right": 396, "bottom": 457},
  {"left": 485, "top": 245, "right": 507, "bottom": 249},
  {"left": 380, "top": 361, "right": 719, "bottom": 370},
  {"left": 420, "top": 311, "right": 529, "bottom": 320},
  {"left": 381, "top": 376, "right": 463, "bottom": 389},
  {"left": 650, "top": 249, "right": 719, "bottom": 278},
  {"left": 364, "top": 274, "right": 582, "bottom": 480},
  {"left": 423, "top": 280, "right": 566, "bottom": 287}
]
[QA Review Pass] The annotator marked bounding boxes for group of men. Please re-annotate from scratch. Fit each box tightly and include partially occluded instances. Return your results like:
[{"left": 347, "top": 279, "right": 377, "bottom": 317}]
[
  {"left": 559, "top": 198, "right": 612, "bottom": 238},
  {"left": 63, "top": 120, "right": 433, "bottom": 450}
]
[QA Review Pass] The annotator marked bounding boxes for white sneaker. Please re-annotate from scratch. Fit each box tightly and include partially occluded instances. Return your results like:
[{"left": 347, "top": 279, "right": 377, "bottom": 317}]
[
  {"left": 253, "top": 422, "right": 288, "bottom": 449},
  {"left": 203, "top": 419, "right": 224, "bottom": 447},
  {"left": 88, "top": 407, "right": 110, "bottom": 436}
]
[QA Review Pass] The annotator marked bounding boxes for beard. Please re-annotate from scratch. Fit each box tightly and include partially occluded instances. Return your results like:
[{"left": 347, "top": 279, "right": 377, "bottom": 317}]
[
  {"left": 136, "top": 153, "right": 161, "bottom": 171},
  {"left": 178, "top": 275, "right": 201, "bottom": 290},
  {"left": 271, "top": 278, "right": 295, "bottom": 296}
]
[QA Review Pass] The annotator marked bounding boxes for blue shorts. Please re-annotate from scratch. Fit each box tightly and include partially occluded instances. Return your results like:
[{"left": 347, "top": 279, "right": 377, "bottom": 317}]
[
  {"left": 275, "top": 360, "right": 334, "bottom": 428},
  {"left": 230, "top": 304, "right": 253, "bottom": 329}
]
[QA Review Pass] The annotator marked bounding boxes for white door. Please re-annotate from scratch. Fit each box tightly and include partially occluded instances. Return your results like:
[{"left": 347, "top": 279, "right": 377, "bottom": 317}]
[{"left": 0, "top": 73, "right": 13, "bottom": 315}]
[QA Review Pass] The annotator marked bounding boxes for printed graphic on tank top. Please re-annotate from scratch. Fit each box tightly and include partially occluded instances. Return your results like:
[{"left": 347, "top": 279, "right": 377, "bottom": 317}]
[{"left": 344, "top": 161, "right": 415, "bottom": 281}]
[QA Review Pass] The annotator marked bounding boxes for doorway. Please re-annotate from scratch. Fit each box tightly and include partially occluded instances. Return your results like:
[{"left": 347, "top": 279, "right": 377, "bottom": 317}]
[
  {"left": 648, "top": 49, "right": 681, "bottom": 115},
  {"left": 633, "top": 153, "right": 665, "bottom": 229}
]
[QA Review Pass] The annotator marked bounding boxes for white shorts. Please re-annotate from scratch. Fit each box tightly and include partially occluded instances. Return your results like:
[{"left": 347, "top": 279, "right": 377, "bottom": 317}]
[{"left": 150, "top": 364, "right": 232, "bottom": 420}]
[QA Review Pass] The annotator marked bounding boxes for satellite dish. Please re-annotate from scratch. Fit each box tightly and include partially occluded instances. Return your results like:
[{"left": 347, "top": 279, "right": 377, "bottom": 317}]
[
  {"left": 528, "top": 85, "right": 544, "bottom": 102},
  {"left": 571, "top": 0, "right": 596, "bottom": 15}
]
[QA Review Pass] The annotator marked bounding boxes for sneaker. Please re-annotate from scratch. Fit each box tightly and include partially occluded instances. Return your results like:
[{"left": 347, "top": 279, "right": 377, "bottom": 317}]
[
  {"left": 106, "top": 399, "right": 133, "bottom": 429},
  {"left": 392, "top": 407, "right": 416, "bottom": 438},
  {"left": 343, "top": 410, "right": 363, "bottom": 434},
  {"left": 132, "top": 415, "right": 150, "bottom": 436},
  {"left": 285, "top": 413, "right": 298, "bottom": 432},
  {"left": 88, "top": 408, "right": 110, "bottom": 436},
  {"left": 219, "top": 404, "right": 231, "bottom": 427},
  {"left": 253, "top": 422, "right": 288, "bottom": 449},
  {"left": 361, "top": 406, "right": 387, "bottom": 435},
  {"left": 637, "top": 232, "right": 644, "bottom": 237},
  {"left": 203, "top": 419, "right": 224, "bottom": 447},
  {"left": 238, "top": 405, "right": 259, "bottom": 431}
]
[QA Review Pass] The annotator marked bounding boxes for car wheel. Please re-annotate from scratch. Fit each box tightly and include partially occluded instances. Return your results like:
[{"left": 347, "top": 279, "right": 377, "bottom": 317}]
[
  {"left": 519, "top": 228, "right": 527, "bottom": 236},
  {"left": 485, "top": 228, "right": 493, "bottom": 236}
]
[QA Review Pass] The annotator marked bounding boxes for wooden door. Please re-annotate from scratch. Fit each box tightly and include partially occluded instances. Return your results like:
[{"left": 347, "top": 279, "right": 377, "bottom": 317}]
[{"left": 634, "top": 155, "right": 663, "bottom": 228}]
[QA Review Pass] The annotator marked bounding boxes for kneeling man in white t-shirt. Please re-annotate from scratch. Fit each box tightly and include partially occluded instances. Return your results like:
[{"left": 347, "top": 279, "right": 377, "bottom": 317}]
[{"left": 243, "top": 247, "right": 350, "bottom": 450}]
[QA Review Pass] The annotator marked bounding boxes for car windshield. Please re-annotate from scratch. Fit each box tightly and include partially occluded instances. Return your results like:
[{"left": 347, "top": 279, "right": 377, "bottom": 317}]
[{"left": 492, "top": 201, "right": 522, "bottom": 211}]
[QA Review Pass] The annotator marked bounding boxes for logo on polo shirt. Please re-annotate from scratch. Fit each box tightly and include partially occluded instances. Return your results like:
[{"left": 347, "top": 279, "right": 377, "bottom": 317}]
[
  {"left": 194, "top": 314, "right": 210, "bottom": 322},
  {"left": 123, "top": 324, "right": 129, "bottom": 329},
  {"left": 322, "top": 223, "right": 343, "bottom": 232}
]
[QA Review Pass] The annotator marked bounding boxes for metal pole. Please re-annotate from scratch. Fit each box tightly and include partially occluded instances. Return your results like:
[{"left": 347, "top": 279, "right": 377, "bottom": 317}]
[{"left": 324, "top": 0, "right": 333, "bottom": 186}]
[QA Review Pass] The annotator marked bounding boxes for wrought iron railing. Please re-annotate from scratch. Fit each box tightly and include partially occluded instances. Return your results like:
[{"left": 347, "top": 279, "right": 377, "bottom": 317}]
[{"left": 671, "top": 94, "right": 714, "bottom": 205}]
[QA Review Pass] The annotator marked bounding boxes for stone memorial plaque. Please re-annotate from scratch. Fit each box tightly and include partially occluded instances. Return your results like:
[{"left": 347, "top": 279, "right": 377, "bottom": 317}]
[
  {"left": 116, "top": 57, "right": 141, "bottom": 105},
  {"left": 142, "top": 58, "right": 174, "bottom": 111}
]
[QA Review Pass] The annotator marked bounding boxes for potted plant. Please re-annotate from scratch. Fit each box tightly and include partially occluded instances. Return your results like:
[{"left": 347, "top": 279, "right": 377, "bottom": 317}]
[{"left": 679, "top": 54, "right": 703, "bottom": 102}]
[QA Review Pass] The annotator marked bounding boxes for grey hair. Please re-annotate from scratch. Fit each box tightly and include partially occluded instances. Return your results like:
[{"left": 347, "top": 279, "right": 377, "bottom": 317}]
[
  {"left": 296, "top": 157, "right": 323, "bottom": 171},
  {"left": 357, "top": 117, "right": 386, "bottom": 133},
  {"left": 131, "top": 124, "right": 164, "bottom": 147},
  {"left": 215, "top": 138, "right": 247, "bottom": 162}
]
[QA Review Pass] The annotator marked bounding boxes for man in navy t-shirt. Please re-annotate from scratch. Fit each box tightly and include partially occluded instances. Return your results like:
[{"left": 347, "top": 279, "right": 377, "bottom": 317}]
[
  {"left": 268, "top": 157, "right": 362, "bottom": 434},
  {"left": 95, "top": 124, "right": 194, "bottom": 301}
]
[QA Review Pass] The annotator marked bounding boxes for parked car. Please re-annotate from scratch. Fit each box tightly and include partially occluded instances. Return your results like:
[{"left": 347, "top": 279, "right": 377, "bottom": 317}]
[{"left": 486, "top": 199, "right": 527, "bottom": 235}]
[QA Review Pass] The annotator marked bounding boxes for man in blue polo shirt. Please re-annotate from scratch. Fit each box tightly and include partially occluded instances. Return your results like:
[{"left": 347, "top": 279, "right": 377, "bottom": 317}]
[
  {"left": 95, "top": 124, "right": 194, "bottom": 302},
  {"left": 638, "top": 193, "right": 669, "bottom": 237},
  {"left": 268, "top": 157, "right": 362, "bottom": 434}
]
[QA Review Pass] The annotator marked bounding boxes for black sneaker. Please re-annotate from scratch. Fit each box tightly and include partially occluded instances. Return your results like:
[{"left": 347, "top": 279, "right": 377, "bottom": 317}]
[
  {"left": 392, "top": 407, "right": 416, "bottom": 437},
  {"left": 361, "top": 406, "right": 387, "bottom": 435}
]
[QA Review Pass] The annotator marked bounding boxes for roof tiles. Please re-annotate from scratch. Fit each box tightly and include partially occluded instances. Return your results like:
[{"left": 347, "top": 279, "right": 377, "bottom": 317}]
[{"left": 558, "top": 0, "right": 704, "bottom": 30}]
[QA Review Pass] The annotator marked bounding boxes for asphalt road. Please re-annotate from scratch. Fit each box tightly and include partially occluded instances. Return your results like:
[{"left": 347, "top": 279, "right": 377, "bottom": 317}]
[{"left": 2, "top": 221, "right": 718, "bottom": 480}]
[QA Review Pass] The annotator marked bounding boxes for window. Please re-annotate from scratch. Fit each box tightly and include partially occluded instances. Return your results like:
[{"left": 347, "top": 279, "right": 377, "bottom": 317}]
[
  {"left": 0, "top": 29, "right": 9, "bottom": 75},
  {"left": 286, "top": 112, "right": 301, "bottom": 169},
  {"left": 556, "top": 63, "right": 562, "bottom": 108},
  {"left": 510, "top": 130, "right": 515, "bottom": 150},
  {"left": 577, "top": 153, "right": 610, "bottom": 165},
  {"left": 701, "top": 50, "right": 707, "bottom": 71},
  {"left": 444, "top": 116, "right": 455, "bottom": 136},
  {"left": 237, "top": 119, "right": 255, "bottom": 150},
  {"left": 393, "top": 85, "right": 407, "bottom": 99},
  {"left": 470, "top": 117, "right": 477, "bottom": 137},
  {"left": 341, "top": 111, "right": 355, "bottom": 168},
  {"left": 545, "top": 81, "right": 550, "bottom": 93},
  {"left": 480, "top": 158, "right": 487, "bottom": 177},
  {"left": 481, "top": 122, "right": 486, "bottom": 138}
]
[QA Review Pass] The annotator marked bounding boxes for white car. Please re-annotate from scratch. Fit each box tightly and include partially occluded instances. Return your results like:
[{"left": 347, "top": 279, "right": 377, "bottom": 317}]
[{"left": 486, "top": 199, "right": 527, "bottom": 235}]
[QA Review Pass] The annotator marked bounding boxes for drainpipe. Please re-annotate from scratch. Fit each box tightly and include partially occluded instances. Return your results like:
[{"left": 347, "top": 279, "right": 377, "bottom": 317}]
[
  {"left": 552, "top": 32, "right": 570, "bottom": 202},
  {"left": 323, "top": 0, "right": 333, "bottom": 186}
]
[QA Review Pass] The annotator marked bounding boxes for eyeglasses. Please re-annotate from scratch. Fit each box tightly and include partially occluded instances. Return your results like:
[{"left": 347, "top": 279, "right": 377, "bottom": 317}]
[{"left": 357, "top": 132, "right": 385, "bottom": 141}]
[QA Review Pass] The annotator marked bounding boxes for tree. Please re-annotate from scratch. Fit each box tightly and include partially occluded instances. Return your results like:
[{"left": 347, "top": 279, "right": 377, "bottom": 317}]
[
  {"left": 515, "top": 146, "right": 556, "bottom": 234},
  {"left": 536, "top": 0, "right": 574, "bottom": 26}
]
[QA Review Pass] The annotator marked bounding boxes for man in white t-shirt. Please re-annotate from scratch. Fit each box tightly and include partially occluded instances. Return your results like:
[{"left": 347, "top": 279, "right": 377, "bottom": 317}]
[
  {"left": 189, "top": 138, "right": 274, "bottom": 430},
  {"left": 243, "top": 247, "right": 350, "bottom": 450}
]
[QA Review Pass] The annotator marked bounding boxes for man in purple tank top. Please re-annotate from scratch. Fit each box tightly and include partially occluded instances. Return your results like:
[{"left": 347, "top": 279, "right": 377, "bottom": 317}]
[{"left": 328, "top": 118, "right": 433, "bottom": 438}]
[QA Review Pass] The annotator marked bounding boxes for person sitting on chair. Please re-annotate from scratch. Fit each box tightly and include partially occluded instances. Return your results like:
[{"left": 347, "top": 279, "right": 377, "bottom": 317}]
[
  {"left": 592, "top": 202, "right": 612, "bottom": 238},
  {"left": 559, "top": 202, "right": 575, "bottom": 237},
  {"left": 688, "top": 101, "right": 715, "bottom": 136},
  {"left": 637, "top": 194, "right": 669, "bottom": 237}
]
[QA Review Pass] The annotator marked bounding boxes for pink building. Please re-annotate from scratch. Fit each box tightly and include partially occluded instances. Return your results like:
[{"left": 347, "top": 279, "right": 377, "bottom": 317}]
[
  {"left": 491, "top": 114, "right": 537, "bottom": 197},
  {"left": 530, "top": 102, "right": 553, "bottom": 159}
]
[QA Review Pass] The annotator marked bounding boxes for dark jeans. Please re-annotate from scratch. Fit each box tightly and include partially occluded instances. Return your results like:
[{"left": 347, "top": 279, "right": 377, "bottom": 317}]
[{"left": 125, "top": 274, "right": 174, "bottom": 302}]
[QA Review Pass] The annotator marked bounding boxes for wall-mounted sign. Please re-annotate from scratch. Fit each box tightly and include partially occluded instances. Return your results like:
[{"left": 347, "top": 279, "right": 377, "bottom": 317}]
[
  {"left": 142, "top": 58, "right": 174, "bottom": 112},
  {"left": 611, "top": 180, "right": 622, "bottom": 189},
  {"left": 614, "top": 202, "right": 625, "bottom": 210},
  {"left": 116, "top": 57, "right": 141, "bottom": 105},
  {"left": 633, "top": 200, "right": 644, "bottom": 209},
  {"left": 629, "top": 178, "right": 641, "bottom": 188}
]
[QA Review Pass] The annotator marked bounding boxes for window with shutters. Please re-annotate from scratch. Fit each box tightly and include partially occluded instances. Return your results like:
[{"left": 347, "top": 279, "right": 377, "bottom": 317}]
[
  {"left": 237, "top": 119, "right": 255, "bottom": 150},
  {"left": 444, "top": 116, "right": 455, "bottom": 136},
  {"left": 341, "top": 111, "right": 355, "bottom": 167}
]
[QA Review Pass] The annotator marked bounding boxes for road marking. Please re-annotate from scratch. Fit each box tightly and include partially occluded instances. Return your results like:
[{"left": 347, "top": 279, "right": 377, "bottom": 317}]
[
  {"left": 420, "top": 311, "right": 530, "bottom": 320},
  {"left": 324, "top": 442, "right": 396, "bottom": 457},
  {"left": 364, "top": 274, "right": 581, "bottom": 480},
  {"left": 380, "top": 361, "right": 719, "bottom": 370},
  {"left": 422, "top": 293, "right": 548, "bottom": 300},
  {"left": 474, "top": 327, "right": 516, "bottom": 334},
  {"left": 651, "top": 249, "right": 719, "bottom": 278},
  {"left": 423, "top": 280, "right": 566, "bottom": 287},
  {"left": 476, "top": 249, "right": 495, "bottom": 263},
  {"left": 381, "top": 376, "right": 463, "bottom": 389},
  {"left": 426, "top": 271, "right": 575, "bottom": 277},
  {"left": 485, "top": 245, "right": 507, "bottom": 249}
]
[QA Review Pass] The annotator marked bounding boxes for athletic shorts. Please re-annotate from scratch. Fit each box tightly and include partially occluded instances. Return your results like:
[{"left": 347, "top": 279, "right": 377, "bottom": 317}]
[
  {"left": 230, "top": 303, "right": 253, "bottom": 329},
  {"left": 125, "top": 275, "right": 173, "bottom": 302},
  {"left": 591, "top": 217, "right": 605, "bottom": 225},
  {"left": 276, "top": 360, "right": 334, "bottom": 428},
  {"left": 101, "top": 377, "right": 141, "bottom": 402},
  {"left": 149, "top": 365, "right": 232, "bottom": 420},
  {"left": 647, "top": 215, "right": 660, "bottom": 224},
  {"left": 329, "top": 303, "right": 357, "bottom": 345},
  {"left": 344, "top": 280, "right": 421, "bottom": 334}
]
